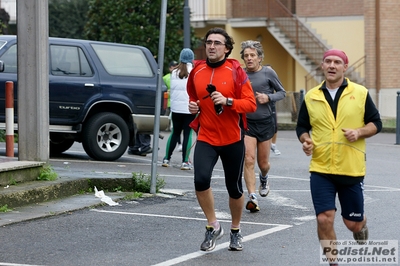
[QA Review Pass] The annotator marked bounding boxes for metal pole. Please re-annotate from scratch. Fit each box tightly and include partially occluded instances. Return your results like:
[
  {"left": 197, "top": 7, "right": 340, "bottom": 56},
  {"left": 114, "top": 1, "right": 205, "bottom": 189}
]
[
  {"left": 150, "top": 0, "right": 168, "bottom": 194},
  {"left": 396, "top": 91, "right": 400, "bottom": 145},
  {"left": 300, "top": 89, "right": 305, "bottom": 103},
  {"left": 183, "top": 0, "right": 190, "bottom": 48}
]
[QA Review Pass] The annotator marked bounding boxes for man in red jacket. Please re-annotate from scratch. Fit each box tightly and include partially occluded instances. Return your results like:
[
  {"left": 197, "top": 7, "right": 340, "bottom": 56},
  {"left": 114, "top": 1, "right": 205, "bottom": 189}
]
[{"left": 187, "top": 27, "right": 256, "bottom": 252}]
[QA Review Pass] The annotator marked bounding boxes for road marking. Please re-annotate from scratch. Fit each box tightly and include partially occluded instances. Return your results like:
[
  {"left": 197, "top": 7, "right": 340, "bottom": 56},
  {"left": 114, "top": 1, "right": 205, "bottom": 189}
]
[
  {"left": 0, "top": 263, "right": 44, "bottom": 266},
  {"left": 364, "top": 184, "right": 400, "bottom": 191},
  {"left": 90, "top": 209, "right": 291, "bottom": 227},
  {"left": 151, "top": 225, "right": 292, "bottom": 266},
  {"left": 294, "top": 215, "right": 315, "bottom": 222},
  {"left": 91, "top": 209, "right": 293, "bottom": 266},
  {"left": 268, "top": 193, "right": 309, "bottom": 210},
  {"left": 51, "top": 157, "right": 152, "bottom": 165},
  {"left": 91, "top": 209, "right": 292, "bottom": 266}
]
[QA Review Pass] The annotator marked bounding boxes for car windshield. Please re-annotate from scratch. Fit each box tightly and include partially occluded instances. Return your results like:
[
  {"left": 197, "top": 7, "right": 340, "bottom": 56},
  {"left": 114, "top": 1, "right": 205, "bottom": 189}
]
[{"left": 91, "top": 43, "right": 153, "bottom": 77}]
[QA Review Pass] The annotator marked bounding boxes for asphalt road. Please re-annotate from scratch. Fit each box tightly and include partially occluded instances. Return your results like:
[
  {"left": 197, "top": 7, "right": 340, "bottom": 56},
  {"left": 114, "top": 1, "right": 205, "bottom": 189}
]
[{"left": 0, "top": 130, "right": 399, "bottom": 266}]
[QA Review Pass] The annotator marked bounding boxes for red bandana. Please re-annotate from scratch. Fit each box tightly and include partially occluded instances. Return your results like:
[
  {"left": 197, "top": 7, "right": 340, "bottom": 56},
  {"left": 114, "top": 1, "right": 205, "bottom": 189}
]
[{"left": 323, "top": 49, "right": 349, "bottom": 64}]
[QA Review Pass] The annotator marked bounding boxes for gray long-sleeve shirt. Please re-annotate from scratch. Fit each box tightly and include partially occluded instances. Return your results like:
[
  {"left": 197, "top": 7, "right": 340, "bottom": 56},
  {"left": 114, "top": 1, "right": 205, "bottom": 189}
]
[{"left": 246, "top": 66, "right": 286, "bottom": 120}]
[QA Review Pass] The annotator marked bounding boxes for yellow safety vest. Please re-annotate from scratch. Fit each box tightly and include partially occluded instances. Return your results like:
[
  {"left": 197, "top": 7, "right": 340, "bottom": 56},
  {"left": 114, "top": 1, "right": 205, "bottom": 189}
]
[{"left": 306, "top": 78, "right": 368, "bottom": 176}]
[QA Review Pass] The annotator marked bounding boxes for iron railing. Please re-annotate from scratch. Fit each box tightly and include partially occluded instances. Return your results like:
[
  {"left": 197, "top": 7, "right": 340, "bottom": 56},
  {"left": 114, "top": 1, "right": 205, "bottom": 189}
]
[
  {"left": 267, "top": 0, "right": 329, "bottom": 69},
  {"left": 345, "top": 55, "right": 366, "bottom": 86}
]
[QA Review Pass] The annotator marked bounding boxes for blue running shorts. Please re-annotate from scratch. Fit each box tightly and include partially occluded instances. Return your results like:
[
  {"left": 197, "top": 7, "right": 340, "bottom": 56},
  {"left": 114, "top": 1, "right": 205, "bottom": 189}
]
[{"left": 310, "top": 172, "right": 364, "bottom": 222}]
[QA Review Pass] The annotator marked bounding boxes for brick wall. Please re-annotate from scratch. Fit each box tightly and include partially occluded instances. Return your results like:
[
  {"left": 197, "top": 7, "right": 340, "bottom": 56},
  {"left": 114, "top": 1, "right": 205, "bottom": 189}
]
[
  {"left": 296, "top": 0, "right": 364, "bottom": 17},
  {"left": 231, "top": 0, "right": 269, "bottom": 18},
  {"left": 364, "top": 0, "right": 375, "bottom": 89},
  {"left": 378, "top": 0, "right": 400, "bottom": 88},
  {"left": 230, "top": 0, "right": 363, "bottom": 19},
  {"left": 365, "top": 0, "right": 400, "bottom": 89}
]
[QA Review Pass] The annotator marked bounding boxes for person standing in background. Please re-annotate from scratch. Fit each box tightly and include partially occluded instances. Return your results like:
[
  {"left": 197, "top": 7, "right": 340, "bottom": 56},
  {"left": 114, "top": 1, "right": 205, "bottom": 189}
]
[
  {"left": 162, "top": 49, "right": 195, "bottom": 170},
  {"left": 127, "top": 134, "right": 152, "bottom": 156},
  {"left": 163, "top": 60, "right": 182, "bottom": 151}
]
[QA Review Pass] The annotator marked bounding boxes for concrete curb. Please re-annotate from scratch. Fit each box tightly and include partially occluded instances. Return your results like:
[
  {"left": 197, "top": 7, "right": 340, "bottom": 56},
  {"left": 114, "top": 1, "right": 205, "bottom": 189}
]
[
  {"left": 0, "top": 191, "right": 128, "bottom": 227},
  {"left": 0, "top": 176, "right": 139, "bottom": 209},
  {"left": 0, "top": 173, "right": 189, "bottom": 227}
]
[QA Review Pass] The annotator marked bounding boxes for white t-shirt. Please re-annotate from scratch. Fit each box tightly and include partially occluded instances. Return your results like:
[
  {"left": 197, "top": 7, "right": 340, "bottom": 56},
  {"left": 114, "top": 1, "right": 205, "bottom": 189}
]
[{"left": 328, "top": 87, "right": 339, "bottom": 100}]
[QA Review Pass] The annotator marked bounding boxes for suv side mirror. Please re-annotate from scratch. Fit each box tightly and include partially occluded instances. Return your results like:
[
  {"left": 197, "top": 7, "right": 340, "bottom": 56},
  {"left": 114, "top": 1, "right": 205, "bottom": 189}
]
[{"left": 0, "top": 61, "right": 4, "bottom": 72}]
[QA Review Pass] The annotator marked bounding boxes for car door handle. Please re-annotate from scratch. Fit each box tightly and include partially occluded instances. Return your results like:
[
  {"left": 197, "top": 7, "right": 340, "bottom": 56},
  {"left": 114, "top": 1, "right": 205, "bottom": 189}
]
[{"left": 85, "top": 83, "right": 94, "bottom": 87}]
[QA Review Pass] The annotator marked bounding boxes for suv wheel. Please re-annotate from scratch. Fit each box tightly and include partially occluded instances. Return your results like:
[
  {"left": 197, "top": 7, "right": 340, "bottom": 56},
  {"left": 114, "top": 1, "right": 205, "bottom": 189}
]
[{"left": 82, "top": 112, "right": 129, "bottom": 161}]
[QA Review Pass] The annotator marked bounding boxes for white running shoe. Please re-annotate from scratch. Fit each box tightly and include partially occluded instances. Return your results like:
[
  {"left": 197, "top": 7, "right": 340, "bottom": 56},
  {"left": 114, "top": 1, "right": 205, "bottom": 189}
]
[
  {"left": 162, "top": 159, "right": 170, "bottom": 167},
  {"left": 271, "top": 145, "right": 281, "bottom": 155},
  {"left": 245, "top": 193, "right": 260, "bottom": 212},
  {"left": 181, "top": 162, "right": 193, "bottom": 170},
  {"left": 259, "top": 176, "right": 270, "bottom": 197}
]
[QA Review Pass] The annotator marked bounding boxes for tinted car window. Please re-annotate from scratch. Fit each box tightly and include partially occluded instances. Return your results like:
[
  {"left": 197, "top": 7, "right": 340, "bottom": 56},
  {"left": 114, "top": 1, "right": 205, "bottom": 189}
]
[
  {"left": 0, "top": 44, "right": 17, "bottom": 73},
  {"left": 91, "top": 43, "right": 153, "bottom": 77},
  {"left": 50, "top": 45, "right": 93, "bottom": 76}
]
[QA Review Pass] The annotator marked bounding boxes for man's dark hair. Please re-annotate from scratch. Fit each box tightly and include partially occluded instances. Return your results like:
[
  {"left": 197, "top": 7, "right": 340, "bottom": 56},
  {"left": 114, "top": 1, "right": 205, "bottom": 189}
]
[{"left": 203, "top": 27, "right": 235, "bottom": 58}]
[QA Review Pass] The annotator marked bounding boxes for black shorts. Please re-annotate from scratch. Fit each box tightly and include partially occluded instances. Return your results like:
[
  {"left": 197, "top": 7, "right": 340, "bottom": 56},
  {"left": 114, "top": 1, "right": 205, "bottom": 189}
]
[
  {"left": 245, "top": 117, "right": 275, "bottom": 142},
  {"left": 193, "top": 140, "right": 245, "bottom": 199}
]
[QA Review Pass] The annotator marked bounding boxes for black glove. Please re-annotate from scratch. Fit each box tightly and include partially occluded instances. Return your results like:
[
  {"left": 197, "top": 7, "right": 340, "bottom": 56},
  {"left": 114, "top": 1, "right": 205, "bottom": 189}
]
[{"left": 206, "top": 84, "right": 223, "bottom": 115}]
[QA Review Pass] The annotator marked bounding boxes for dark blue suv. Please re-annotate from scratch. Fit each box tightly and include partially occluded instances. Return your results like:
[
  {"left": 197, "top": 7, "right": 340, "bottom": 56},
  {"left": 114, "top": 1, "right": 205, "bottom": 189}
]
[{"left": 0, "top": 35, "right": 168, "bottom": 161}]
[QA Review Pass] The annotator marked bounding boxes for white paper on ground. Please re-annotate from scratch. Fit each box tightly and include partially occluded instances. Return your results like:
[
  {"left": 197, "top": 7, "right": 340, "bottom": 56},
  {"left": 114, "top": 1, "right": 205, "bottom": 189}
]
[{"left": 94, "top": 186, "right": 120, "bottom": 206}]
